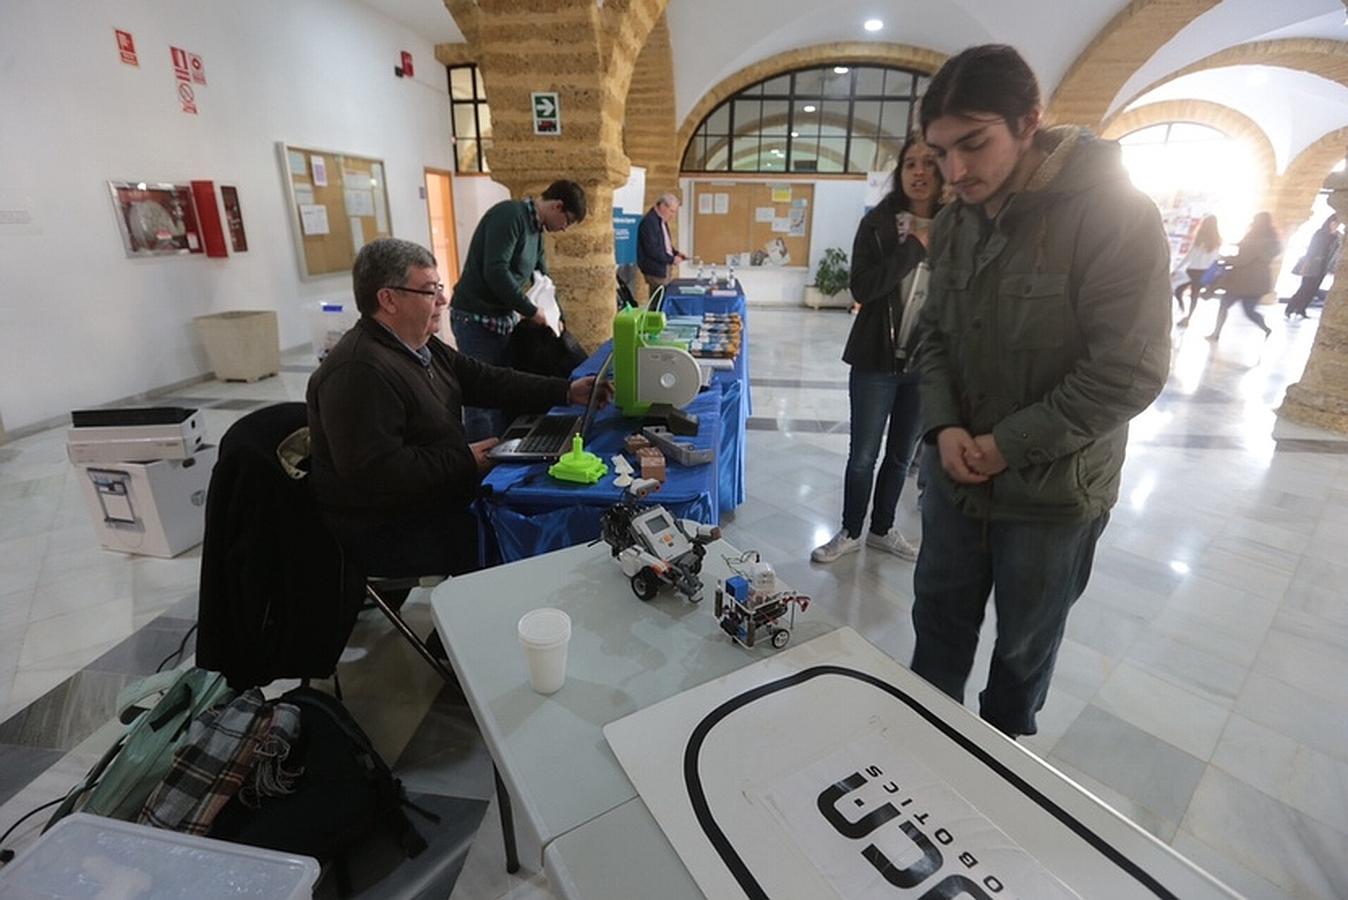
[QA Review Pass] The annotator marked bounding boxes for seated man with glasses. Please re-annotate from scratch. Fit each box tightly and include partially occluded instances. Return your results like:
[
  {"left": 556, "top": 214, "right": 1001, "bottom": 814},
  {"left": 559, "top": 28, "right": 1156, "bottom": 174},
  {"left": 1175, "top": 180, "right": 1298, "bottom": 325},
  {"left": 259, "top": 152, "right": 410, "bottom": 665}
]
[
  {"left": 450, "top": 178, "right": 587, "bottom": 441},
  {"left": 307, "top": 237, "right": 604, "bottom": 577}
]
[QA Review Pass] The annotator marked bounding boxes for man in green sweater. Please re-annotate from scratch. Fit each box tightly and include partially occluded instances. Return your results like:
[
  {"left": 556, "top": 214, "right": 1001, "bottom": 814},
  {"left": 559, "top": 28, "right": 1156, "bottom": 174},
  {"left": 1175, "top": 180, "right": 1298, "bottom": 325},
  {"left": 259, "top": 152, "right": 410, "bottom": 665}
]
[{"left": 450, "top": 179, "right": 587, "bottom": 441}]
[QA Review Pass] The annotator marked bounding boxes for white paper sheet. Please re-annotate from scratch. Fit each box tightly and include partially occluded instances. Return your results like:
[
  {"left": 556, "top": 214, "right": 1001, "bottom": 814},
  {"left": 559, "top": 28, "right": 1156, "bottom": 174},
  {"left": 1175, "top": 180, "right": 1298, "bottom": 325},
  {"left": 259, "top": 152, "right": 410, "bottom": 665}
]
[
  {"left": 344, "top": 188, "right": 374, "bottom": 217},
  {"left": 299, "top": 203, "right": 329, "bottom": 235},
  {"left": 755, "top": 207, "right": 776, "bottom": 223},
  {"left": 788, "top": 207, "right": 807, "bottom": 237},
  {"left": 287, "top": 150, "right": 307, "bottom": 175},
  {"left": 714, "top": 193, "right": 729, "bottom": 214},
  {"left": 771, "top": 217, "right": 790, "bottom": 233},
  {"left": 311, "top": 155, "right": 328, "bottom": 187},
  {"left": 350, "top": 216, "right": 364, "bottom": 253},
  {"left": 373, "top": 189, "right": 388, "bottom": 233},
  {"left": 292, "top": 183, "right": 314, "bottom": 206},
  {"left": 698, "top": 194, "right": 714, "bottom": 215}
]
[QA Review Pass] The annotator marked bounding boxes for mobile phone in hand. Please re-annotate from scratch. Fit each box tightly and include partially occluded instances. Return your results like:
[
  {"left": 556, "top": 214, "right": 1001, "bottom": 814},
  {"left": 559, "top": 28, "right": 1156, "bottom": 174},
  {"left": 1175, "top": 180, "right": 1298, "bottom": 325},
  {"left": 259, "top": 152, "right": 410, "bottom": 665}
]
[{"left": 896, "top": 212, "right": 914, "bottom": 241}]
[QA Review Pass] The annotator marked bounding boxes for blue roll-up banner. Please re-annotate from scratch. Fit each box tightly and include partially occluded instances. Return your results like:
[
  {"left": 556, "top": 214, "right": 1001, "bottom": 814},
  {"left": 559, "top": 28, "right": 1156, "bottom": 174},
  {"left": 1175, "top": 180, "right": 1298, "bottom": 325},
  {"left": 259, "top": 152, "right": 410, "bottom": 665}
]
[{"left": 613, "top": 212, "right": 640, "bottom": 265}]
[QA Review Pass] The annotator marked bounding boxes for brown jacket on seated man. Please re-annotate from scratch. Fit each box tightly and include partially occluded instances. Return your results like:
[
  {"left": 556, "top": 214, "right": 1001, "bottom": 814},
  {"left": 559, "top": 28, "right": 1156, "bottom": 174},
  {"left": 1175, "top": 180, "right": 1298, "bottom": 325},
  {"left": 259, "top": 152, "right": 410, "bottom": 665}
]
[{"left": 307, "top": 237, "right": 604, "bottom": 576}]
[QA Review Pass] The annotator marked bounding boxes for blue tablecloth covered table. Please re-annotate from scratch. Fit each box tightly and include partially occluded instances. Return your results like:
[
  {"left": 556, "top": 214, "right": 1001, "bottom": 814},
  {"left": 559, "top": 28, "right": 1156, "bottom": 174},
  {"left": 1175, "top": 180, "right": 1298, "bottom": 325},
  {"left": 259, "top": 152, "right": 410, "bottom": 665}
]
[
  {"left": 659, "top": 278, "right": 750, "bottom": 506},
  {"left": 477, "top": 285, "right": 751, "bottom": 562},
  {"left": 477, "top": 383, "right": 722, "bottom": 563},
  {"left": 661, "top": 279, "right": 751, "bottom": 414}
]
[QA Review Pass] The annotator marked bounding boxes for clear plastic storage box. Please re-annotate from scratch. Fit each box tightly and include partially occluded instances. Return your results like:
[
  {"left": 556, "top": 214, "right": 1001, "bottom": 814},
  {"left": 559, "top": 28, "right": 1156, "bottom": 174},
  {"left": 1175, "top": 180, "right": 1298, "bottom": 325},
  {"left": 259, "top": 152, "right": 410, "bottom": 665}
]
[{"left": 0, "top": 813, "right": 320, "bottom": 899}]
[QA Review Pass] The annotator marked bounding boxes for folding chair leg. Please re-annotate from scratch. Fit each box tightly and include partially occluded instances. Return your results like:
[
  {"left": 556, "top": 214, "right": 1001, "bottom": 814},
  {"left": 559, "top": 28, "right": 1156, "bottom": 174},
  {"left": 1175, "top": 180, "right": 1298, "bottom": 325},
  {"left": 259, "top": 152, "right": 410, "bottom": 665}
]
[
  {"left": 495, "top": 764, "right": 520, "bottom": 874},
  {"left": 364, "top": 585, "right": 458, "bottom": 686}
]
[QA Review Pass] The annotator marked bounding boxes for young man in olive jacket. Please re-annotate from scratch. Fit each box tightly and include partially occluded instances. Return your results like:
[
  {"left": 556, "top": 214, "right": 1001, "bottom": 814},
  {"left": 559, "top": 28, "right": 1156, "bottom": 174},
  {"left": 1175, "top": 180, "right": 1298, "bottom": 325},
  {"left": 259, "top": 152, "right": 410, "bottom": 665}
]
[
  {"left": 309, "top": 238, "right": 603, "bottom": 577},
  {"left": 450, "top": 179, "right": 587, "bottom": 441},
  {"left": 911, "top": 45, "right": 1171, "bottom": 737}
]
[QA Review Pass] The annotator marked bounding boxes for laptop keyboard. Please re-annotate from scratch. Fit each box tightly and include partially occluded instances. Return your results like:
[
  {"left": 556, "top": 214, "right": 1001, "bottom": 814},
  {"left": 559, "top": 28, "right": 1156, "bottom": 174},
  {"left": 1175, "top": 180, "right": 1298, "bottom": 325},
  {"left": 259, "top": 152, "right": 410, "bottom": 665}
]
[{"left": 517, "top": 414, "right": 581, "bottom": 455}]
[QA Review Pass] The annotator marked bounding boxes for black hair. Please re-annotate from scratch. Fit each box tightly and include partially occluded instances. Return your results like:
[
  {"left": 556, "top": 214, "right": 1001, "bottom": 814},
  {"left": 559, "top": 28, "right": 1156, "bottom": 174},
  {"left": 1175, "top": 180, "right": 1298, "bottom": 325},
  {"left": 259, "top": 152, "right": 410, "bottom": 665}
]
[
  {"left": 351, "top": 238, "right": 436, "bottom": 316},
  {"left": 920, "top": 44, "right": 1041, "bottom": 136},
  {"left": 887, "top": 132, "right": 945, "bottom": 215},
  {"left": 542, "top": 179, "right": 587, "bottom": 223}
]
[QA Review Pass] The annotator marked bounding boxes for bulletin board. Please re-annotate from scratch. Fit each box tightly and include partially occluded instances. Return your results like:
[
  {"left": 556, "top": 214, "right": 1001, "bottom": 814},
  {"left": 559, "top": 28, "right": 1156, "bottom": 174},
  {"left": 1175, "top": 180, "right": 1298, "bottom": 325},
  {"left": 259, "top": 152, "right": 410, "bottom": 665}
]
[
  {"left": 690, "top": 181, "right": 814, "bottom": 269},
  {"left": 278, "top": 143, "right": 393, "bottom": 280}
]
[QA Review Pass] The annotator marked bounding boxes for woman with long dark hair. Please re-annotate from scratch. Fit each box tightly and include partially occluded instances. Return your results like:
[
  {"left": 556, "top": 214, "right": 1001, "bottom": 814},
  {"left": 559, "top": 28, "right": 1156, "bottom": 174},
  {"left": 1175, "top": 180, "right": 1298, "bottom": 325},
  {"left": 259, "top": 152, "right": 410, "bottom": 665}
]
[
  {"left": 1207, "top": 212, "right": 1282, "bottom": 342},
  {"left": 812, "top": 134, "right": 943, "bottom": 564},
  {"left": 1285, "top": 213, "right": 1341, "bottom": 319},
  {"left": 1173, "top": 214, "right": 1221, "bottom": 327}
]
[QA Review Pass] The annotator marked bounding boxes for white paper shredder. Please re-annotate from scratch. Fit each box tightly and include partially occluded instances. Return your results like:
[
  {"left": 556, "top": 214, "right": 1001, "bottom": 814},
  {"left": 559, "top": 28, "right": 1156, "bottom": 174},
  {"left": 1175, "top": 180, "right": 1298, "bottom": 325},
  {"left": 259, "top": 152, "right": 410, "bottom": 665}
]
[
  {"left": 67, "top": 406, "right": 216, "bottom": 558},
  {"left": 76, "top": 445, "right": 216, "bottom": 558}
]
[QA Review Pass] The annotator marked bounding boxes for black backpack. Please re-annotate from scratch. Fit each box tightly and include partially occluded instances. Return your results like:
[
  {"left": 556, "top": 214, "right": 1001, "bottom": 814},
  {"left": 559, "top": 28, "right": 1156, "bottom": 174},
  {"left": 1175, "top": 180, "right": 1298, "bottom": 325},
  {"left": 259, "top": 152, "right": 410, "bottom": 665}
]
[{"left": 209, "top": 687, "right": 432, "bottom": 868}]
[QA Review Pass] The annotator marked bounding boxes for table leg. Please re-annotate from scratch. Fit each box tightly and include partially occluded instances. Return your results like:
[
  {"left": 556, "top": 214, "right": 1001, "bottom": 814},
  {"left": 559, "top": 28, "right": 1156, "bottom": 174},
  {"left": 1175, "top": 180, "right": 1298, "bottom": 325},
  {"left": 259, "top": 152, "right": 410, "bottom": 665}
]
[{"left": 494, "top": 764, "right": 520, "bottom": 874}]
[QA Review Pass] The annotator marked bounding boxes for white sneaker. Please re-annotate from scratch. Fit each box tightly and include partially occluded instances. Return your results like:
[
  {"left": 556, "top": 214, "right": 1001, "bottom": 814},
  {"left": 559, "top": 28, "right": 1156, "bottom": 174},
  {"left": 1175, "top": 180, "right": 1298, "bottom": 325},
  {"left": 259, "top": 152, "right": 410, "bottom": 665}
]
[
  {"left": 866, "top": 530, "right": 919, "bottom": 561},
  {"left": 811, "top": 529, "right": 861, "bottom": 563}
]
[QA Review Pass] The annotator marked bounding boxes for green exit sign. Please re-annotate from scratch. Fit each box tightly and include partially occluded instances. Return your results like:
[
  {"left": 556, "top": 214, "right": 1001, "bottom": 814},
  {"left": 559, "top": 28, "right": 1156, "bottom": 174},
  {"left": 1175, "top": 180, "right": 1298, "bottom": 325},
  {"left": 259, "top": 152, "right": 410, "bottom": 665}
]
[{"left": 532, "top": 91, "right": 560, "bottom": 135}]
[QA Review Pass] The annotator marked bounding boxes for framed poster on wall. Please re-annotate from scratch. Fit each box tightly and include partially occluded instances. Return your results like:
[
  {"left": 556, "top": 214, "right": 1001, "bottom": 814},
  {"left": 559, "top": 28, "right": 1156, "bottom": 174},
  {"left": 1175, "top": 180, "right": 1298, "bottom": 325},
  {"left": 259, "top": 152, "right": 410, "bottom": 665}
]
[{"left": 108, "top": 181, "right": 203, "bottom": 257}]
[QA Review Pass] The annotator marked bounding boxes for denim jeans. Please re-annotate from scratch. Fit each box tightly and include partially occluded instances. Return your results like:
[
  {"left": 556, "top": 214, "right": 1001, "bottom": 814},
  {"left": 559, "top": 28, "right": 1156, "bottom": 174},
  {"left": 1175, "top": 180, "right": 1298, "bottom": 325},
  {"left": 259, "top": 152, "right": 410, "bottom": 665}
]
[
  {"left": 450, "top": 310, "right": 512, "bottom": 442},
  {"left": 910, "top": 452, "right": 1109, "bottom": 736},
  {"left": 842, "top": 369, "right": 922, "bottom": 537}
]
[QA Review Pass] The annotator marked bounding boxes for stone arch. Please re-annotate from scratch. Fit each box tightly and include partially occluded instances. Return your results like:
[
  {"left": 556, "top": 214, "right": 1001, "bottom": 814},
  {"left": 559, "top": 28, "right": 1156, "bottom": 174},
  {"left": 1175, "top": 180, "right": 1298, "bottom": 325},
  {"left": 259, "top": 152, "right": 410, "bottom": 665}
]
[
  {"left": 1045, "top": 0, "right": 1221, "bottom": 128},
  {"left": 1271, "top": 127, "right": 1348, "bottom": 238},
  {"left": 1111, "top": 39, "right": 1348, "bottom": 122},
  {"left": 676, "top": 42, "right": 947, "bottom": 168},
  {"left": 1100, "top": 99, "right": 1277, "bottom": 210}
]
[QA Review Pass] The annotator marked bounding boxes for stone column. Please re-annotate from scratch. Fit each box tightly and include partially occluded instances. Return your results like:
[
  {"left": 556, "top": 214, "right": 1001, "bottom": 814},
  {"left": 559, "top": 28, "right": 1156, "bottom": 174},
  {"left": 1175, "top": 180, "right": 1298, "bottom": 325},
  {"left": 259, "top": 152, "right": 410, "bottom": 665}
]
[
  {"left": 1279, "top": 168, "right": 1348, "bottom": 433},
  {"left": 465, "top": 0, "right": 642, "bottom": 353}
]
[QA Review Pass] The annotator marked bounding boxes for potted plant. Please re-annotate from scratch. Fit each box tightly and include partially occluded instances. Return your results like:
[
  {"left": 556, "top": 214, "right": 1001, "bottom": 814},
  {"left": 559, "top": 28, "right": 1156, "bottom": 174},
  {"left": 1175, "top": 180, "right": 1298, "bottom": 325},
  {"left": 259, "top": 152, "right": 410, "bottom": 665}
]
[{"left": 804, "top": 247, "right": 852, "bottom": 309}]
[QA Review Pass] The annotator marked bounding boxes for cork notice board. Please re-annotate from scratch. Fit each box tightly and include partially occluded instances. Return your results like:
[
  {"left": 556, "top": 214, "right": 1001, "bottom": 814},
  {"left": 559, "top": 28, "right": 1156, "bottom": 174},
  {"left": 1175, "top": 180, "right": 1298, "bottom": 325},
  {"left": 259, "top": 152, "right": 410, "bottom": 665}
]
[
  {"left": 690, "top": 181, "right": 814, "bottom": 269},
  {"left": 279, "top": 142, "right": 393, "bottom": 280}
]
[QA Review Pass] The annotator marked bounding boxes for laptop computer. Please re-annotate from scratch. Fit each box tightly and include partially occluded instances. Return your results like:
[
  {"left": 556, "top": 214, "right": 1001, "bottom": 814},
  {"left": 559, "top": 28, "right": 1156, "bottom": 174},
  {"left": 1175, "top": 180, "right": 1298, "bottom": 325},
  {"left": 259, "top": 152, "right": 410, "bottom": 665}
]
[{"left": 488, "top": 352, "right": 613, "bottom": 462}]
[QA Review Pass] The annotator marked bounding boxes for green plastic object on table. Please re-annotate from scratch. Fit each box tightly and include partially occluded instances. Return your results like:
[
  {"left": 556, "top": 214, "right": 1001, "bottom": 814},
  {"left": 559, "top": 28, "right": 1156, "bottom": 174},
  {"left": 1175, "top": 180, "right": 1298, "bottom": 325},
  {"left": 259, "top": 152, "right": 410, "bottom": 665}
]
[
  {"left": 613, "top": 306, "right": 673, "bottom": 416},
  {"left": 548, "top": 433, "right": 609, "bottom": 484}
]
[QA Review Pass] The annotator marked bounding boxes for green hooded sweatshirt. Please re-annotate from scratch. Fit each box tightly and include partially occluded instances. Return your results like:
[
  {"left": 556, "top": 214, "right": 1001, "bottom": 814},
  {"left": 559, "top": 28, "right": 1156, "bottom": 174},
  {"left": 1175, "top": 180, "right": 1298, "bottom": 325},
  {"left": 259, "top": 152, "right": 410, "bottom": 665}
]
[{"left": 918, "top": 126, "right": 1172, "bottom": 523}]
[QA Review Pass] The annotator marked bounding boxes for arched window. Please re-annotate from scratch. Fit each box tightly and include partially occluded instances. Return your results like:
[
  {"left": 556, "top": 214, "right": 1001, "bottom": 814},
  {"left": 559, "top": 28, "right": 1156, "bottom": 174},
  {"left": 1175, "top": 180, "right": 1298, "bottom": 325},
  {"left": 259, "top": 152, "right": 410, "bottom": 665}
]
[
  {"left": 681, "top": 65, "right": 928, "bottom": 174},
  {"left": 1117, "top": 122, "right": 1259, "bottom": 256}
]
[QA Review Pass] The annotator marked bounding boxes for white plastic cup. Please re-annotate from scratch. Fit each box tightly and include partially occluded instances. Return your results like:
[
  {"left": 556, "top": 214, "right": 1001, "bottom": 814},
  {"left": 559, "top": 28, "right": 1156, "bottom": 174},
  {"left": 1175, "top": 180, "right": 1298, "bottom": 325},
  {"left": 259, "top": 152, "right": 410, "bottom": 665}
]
[{"left": 518, "top": 608, "right": 572, "bottom": 694}]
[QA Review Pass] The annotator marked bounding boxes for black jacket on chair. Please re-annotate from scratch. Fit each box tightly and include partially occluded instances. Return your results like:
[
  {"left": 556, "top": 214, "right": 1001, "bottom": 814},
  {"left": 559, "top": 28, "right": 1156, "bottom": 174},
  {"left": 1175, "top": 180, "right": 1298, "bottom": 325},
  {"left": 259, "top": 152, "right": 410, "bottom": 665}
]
[{"left": 196, "top": 402, "right": 366, "bottom": 690}]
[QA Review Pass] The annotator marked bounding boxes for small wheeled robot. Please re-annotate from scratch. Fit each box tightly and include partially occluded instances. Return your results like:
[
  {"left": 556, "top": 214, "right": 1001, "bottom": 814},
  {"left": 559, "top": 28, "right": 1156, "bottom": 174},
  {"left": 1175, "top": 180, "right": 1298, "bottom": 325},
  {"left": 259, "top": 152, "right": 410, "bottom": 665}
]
[
  {"left": 714, "top": 552, "right": 810, "bottom": 650},
  {"left": 599, "top": 479, "right": 721, "bottom": 603}
]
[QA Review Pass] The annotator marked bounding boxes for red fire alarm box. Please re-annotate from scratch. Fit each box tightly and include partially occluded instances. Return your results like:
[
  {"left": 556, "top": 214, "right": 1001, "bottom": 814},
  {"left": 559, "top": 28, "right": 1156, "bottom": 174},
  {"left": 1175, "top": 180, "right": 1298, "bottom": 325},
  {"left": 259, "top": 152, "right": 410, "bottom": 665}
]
[
  {"left": 190, "top": 180, "right": 229, "bottom": 258},
  {"left": 400, "top": 51, "right": 413, "bottom": 77}
]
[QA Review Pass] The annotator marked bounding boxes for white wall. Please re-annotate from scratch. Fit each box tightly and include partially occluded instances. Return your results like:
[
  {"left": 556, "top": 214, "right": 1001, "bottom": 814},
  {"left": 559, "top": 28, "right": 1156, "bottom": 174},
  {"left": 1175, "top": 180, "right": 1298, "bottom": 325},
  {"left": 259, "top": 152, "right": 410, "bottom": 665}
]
[
  {"left": 451, "top": 175, "right": 511, "bottom": 269},
  {"left": 0, "top": 0, "right": 455, "bottom": 431},
  {"left": 677, "top": 176, "right": 870, "bottom": 305}
]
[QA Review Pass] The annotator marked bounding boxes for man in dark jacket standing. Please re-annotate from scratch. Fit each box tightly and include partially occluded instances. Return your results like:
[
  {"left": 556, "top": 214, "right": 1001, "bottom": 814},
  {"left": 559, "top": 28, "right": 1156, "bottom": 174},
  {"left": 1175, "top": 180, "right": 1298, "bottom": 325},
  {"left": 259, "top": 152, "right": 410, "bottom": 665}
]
[
  {"left": 911, "top": 45, "right": 1171, "bottom": 737},
  {"left": 309, "top": 238, "right": 602, "bottom": 577},
  {"left": 451, "top": 180, "right": 587, "bottom": 441},
  {"left": 637, "top": 193, "right": 686, "bottom": 294}
]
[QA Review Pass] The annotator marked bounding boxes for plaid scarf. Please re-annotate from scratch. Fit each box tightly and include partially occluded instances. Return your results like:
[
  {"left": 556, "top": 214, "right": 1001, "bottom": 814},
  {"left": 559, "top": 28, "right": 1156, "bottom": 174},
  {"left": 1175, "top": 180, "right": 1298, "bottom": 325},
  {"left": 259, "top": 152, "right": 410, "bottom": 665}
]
[{"left": 139, "top": 689, "right": 302, "bottom": 834}]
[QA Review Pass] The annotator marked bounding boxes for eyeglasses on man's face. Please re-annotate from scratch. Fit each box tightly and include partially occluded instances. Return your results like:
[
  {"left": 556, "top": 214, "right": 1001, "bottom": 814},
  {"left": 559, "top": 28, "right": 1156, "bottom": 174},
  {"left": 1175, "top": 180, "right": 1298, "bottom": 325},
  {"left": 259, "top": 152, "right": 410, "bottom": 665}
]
[{"left": 385, "top": 283, "right": 446, "bottom": 298}]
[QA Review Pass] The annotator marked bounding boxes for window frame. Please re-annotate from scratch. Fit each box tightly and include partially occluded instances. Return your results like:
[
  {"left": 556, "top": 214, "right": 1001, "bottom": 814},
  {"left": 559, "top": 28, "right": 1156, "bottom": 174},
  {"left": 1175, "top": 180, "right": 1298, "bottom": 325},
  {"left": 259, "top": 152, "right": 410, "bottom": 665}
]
[
  {"left": 448, "top": 63, "right": 492, "bottom": 174},
  {"left": 682, "top": 64, "right": 926, "bottom": 175}
]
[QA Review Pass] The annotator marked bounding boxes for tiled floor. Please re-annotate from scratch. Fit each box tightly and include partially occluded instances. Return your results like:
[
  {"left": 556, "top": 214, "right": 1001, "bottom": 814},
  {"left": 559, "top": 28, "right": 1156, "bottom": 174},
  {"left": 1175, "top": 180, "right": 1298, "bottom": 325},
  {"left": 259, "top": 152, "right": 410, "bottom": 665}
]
[{"left": 1, "top": 301, "right": 1347, "bottom": 897}]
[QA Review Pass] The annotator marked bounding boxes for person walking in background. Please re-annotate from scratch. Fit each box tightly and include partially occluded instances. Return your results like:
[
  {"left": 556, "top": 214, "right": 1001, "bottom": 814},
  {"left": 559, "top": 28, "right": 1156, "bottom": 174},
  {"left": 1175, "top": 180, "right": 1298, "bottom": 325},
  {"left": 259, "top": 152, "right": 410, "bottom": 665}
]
[
  {"left": 1207, "top": 212, "right": 1282, "bottom": 342},
  {"left": 812, "top": 134, "right": 944, "bottom": 564},
  {"left": 1285, "top": 213, "right": 1341, "bottom": 319},
  {"left": 637, "top": 193, "right": 687, "bottom": 295},
  {"left": 910, "top": 45, "right": 1170, "bottom": 738},
  {"left": 1173, "top": 214, "right": 1221, "bottom": 327}
]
